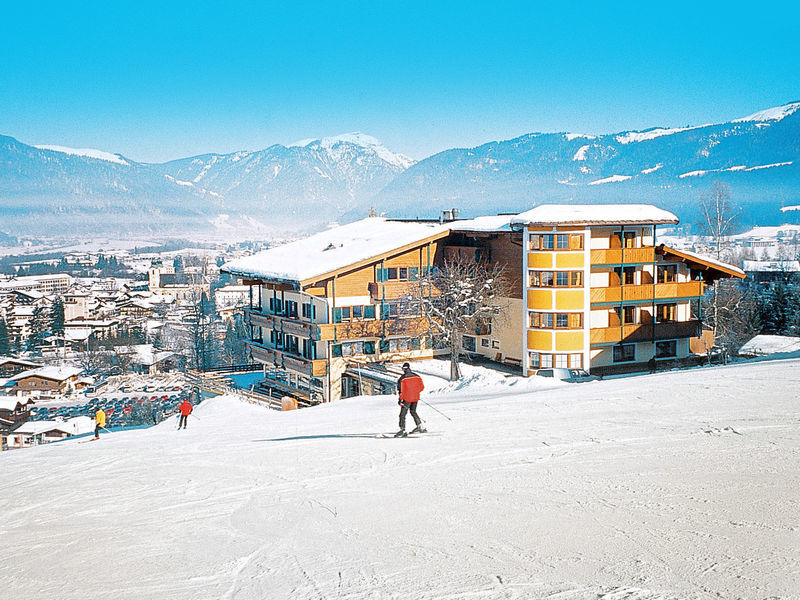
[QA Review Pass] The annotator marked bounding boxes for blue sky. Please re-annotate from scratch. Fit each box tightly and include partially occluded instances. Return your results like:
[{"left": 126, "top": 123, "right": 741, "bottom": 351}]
[{"left": 1, "top": 1, "right": 798, "bottom": 163}]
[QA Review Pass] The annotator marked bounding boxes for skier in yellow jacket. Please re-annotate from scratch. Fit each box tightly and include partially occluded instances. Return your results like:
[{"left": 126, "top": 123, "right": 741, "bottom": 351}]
[{"left": 94, "top": 408, "right": 106, "bottom": 440}]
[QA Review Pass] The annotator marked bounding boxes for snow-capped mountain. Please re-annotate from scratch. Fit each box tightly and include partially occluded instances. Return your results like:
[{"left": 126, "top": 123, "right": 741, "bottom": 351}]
[
  {"left": 155, "top": 133, "right": 414, "bottom": 228},
  {"left": 372, "top": 102, "right": 800, "bottom": 227},
  {"left": 0, "top": 133, "right": 414, "bottom": 236},
  {"left": 1, "top": 103, "right": 799, "bottom": 237}
]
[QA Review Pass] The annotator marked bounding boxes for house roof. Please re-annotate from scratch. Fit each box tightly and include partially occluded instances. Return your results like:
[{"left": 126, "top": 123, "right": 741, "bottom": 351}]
[
  {"left": 657, "top": 245, "right": 745, "bottom": 278},
  {"left": 511, "top": 204, "right": 679, "bottom": 226},
  {"left": 10, "top": 366, "right": 82, "bottom": 382},
  {"left": 0, "top": 397, "right": 33, "bottom": 411},
  {"left": 223, "top": 217, "right": 451, "bottom": 285}
]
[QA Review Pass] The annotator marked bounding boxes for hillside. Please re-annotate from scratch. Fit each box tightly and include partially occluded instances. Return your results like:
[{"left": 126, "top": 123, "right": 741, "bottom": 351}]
[
  {"left": 372, "top": 102, "right": 800, "bottom": 228},
  {"left": 1, "top": 358, "right": 797, "bottom": 599},
  {"left": 2, "top": 102, "right": 800, "bottom": 237}
]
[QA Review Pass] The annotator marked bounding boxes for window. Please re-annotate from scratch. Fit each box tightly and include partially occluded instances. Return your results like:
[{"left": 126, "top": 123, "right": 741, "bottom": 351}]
[
  {"left": 462, "top": 335, "right": 477, "bottom": 352},
  {"left": 658, "top": 265, "right": 677, "bottom": 283},
  {"left": 613, "top": 266, "right": 636, "bottom": 285},
  {"left": 529, "top": 352, "right": 539, "bottom": 368},
  {"left": 529, "top": 312, "right": 583, "bottom": 329},
  {"left": 381, "top": 299, "right": 420, "bottom": 318},
  {"left": 540, "top": 354, "right": 553, "bottom": 368},
  {"left": 377, "top": 266, "right": 418, "bottom": 282},
  {"left": 285, "top": 300, "right": 298, "bottom": 318},
  {"left": 568, "top": 353, "right": 583, "bottom": 368},
  {"left": 302, "top": 338, "right": 315, "bottom": 359},
  {"left": 302, "top": 303, "right": 316, "bottom": 320},
  {"left": 614, "top": 306, "right": 636, "bottom": 325},
  {"left": 332, "top": 344, "right": 342, "bottom": 358},
  {"left": 657, "top": 303, "right": 676, "bottom": 322},
  {"left": 481, "top": 338, "right": 490, "bottom": 348},
  {"left": 530, "top": 234, "right": 582, "bottom": 251},
  {"left": 655, "top": 340, "right": 677, "bottom": 358},
  {"left": 269, "top": 297, "right": 283, "bottom": 314},
  {"left": 529, "top": 270, "right": 583, "bottom": 288},
  {"left": 613, "top": 344, "right": 636, "bottom": 363},
  {"left": 284, "top": 335, "right": 299, "bottom": 355},
  {"left": 491, "top": 340, "right": 500, "bottom": 349},
  {"left": 333, "top": 304, "right": 377, "bottom": 323},
  {"left": 554, "top": 354, "right": 568, "bottom": 368},
  {"left": 614, "top": 231, "right": 638, "bottom": 248}
]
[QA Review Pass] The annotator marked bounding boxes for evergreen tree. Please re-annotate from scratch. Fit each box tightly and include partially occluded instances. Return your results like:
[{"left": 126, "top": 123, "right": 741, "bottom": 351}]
[
  {"left": 0, "top": 317, "right": 10, "bottom": 356},
  {"left": 50, "top": 297, "right": 65, "bottom": 336},
  {"left": 27, "top": 305, "right": 50, "bottom": 353}
]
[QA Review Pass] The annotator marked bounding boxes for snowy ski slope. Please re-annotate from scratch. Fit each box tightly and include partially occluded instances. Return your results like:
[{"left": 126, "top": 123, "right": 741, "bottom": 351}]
[{"left": 1, "top": 358, "right": 798, "bottom": 599}]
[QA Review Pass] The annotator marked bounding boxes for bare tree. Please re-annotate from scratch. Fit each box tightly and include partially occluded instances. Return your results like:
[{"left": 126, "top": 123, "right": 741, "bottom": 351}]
[
  {"left": 698, "top": 182, "right": 742, "bottom": 345},
  {"left": 413, "top": 259, "right": 511, "bottom": 381},
  {"left": 698, "top": 181, "right": 738, "bottom": 261}
]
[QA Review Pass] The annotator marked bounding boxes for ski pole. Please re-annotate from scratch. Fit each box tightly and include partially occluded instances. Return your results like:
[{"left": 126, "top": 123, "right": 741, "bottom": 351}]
[{"left": 420, "top": 398, "right": 451, "bottom": 421}]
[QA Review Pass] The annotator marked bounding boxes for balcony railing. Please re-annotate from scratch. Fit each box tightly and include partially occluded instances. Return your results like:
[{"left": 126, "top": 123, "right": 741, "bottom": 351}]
[
  {"left": 247, "top": 342, "right": 327, "bottom": 377},
  {"left": 590, "top": 320, "right": 701, "bottom": 345},
  {"left": 246, "top": 308, "right": 320, "bottom": 340},
  {"left": 590, "top": 247, "right": 655, "bottom": 265},
  {"left": 315, "top": 317, "right": 430, "bottom": 342},
  {"left": 590, "top": 281, "right": 705, "bottom": 304}
]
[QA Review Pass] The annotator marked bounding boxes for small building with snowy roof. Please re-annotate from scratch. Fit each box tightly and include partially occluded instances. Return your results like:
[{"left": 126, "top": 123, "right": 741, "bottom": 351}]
[{"left": 9, "top": 366, "right": 83, "bottom": 397}]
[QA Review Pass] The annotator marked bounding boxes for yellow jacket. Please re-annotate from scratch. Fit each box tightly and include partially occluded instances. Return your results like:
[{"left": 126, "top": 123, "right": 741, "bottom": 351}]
[{"left": 95, "top": 410, "right": 106, "bottom": 428}]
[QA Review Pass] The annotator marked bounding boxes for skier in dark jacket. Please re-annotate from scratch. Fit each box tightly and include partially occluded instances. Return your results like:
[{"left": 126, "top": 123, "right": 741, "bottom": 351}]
[
  {"left": 177, "top": 399, "right": 193, "bottom": 430},
  {"left": 395, "top": 362, "right": 425, "bottom": 437}
]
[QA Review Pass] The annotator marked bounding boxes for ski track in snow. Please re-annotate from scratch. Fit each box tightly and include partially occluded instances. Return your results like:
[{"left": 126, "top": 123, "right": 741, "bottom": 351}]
[{"left": 1, "top": 359, "right": 799, "bottom": 599}]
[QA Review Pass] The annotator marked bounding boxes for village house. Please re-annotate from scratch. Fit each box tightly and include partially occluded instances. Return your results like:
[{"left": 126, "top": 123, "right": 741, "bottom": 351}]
[
  {"left": 3, "top": 416, "right": 94, "bottom": 449},
  {"left": 0, "top": 357, "right": 43, "bottom": 378},
  {"left": 0, "top": 396, "right": 35, "bottom": 433},
  {"left": 222, "top": 205, "right": 744, "bottom": 403},
  {"left": 7, "top": 366, "right": 83, "bottom": 397}
]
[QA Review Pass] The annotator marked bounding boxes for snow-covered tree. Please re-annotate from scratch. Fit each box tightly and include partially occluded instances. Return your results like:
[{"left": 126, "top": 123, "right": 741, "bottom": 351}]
[{"left": 414, "top": 259, "right": 511, "bottom": 381}]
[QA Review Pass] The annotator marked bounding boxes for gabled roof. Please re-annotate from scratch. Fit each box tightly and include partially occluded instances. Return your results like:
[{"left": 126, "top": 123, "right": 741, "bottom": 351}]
[
  {"left": 10, "top": 366, "right": 83, "bottom": 382},
  {"left": 223, "top": 217, "right": 451, "bottom": 285},
  {"left": 657, "top": 245, "right": 745, "bottom": 279},
  {"left": 512, "top": 204, "right": 679, "bottom": 226}
]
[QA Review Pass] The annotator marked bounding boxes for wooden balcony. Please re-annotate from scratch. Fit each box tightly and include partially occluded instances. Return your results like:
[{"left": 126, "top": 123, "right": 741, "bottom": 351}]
[
  {"left": 590, "top": 281, "right": 705, "bottom": 304},
  {"left": 245, "top": 308, "right": 319, "bottom": 340},
  {"left": 590, "top": 320, "right": 702, "bottom": 345},
  {"left": 247, "top": 342, "right": 327, "bottom": 377},
  {"left": 590, "top": 247, "right": 655, "bottom": 265},
  {"left": 315, "top": 316, "right": 430, "bottom": 342}
]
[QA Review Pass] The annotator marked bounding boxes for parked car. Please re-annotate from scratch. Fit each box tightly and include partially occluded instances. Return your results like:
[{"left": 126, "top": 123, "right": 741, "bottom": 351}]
[{"left": 535, "top": 368, "right": 601, "bottom": 383}]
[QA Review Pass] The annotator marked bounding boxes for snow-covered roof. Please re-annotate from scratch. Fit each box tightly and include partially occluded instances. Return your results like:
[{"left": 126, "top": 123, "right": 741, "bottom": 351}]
[
  {"left": 660, "top": 246, "right": 745, "bottom": 277},
  {"left": 450, "top": 215, "right": 516, "bottom": 232},
  {"left": 223, "top": 217, "right": 450, "bottom": 284},
  {"left": 10, "top": 366, "right": 82, "bottom": 382},
  {"left": 512, "top": 204, "right": 679, "bottom": 226},
  {"left": 13, "top": 416, "right": 94, "bottom": 436},
  {"left": 739, "top": 335, "right": 800, "bottom": 356},
  {"left": 0, "top": 396, "right": 33, "bottom": 411}
]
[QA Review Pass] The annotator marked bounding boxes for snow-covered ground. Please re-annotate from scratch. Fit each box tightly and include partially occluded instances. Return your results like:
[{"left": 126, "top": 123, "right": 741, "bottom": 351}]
[{"left": 1, "top": 358, "right": 798, "bottom": 599}]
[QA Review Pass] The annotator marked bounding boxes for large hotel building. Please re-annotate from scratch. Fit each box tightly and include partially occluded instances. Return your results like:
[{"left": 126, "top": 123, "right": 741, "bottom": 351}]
[{"left": 223, "top": 205, "right": 743, "bottom": 403}]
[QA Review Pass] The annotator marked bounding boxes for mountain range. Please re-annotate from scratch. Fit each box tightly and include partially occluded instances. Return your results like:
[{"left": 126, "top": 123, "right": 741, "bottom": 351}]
[{"left": 1, "top": 103, "right": 798, "bottom": 237}]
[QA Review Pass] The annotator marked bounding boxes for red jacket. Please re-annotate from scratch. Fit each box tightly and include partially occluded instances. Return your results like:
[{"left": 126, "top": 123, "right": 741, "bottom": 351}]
[
  {"left": 398, "top": 374, "right": 424, "bottom": 403},
  {"left": 178, "top": 400, "right": 193, "bottom": 416}
]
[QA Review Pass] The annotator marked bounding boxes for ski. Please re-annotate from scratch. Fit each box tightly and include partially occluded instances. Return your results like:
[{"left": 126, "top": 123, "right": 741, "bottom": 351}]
[{"left": 79, "top": 438, "right": 100, "bottom": 444}]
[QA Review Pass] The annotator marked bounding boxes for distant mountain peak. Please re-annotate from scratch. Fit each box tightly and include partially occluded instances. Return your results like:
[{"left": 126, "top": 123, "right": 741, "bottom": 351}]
[
  {"left": 733, "top": 101, "right": 800, "bottom": 123},
  {"left": 33, "top": 144, "right": 129, "bottom": 165},
  {"left": 288, "top": 132, "right": 415, "bottom": 169}
]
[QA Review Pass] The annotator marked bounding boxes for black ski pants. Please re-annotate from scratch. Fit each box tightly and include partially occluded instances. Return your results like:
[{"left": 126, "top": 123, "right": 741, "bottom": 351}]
[
  {"left": 178, "top": 414, "right": 189, "bottom": 429},
  {"left": 398, "top": 401, "right": 422, "bottom": 430}
]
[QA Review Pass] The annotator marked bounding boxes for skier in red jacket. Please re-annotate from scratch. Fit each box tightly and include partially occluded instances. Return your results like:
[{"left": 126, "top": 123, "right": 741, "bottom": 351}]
[
  {"left": 395, "top": 362, "right": 425, "bottom": 437},
  {"left": 177, "top": 399, "right": 193, "bottom": 430}
]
